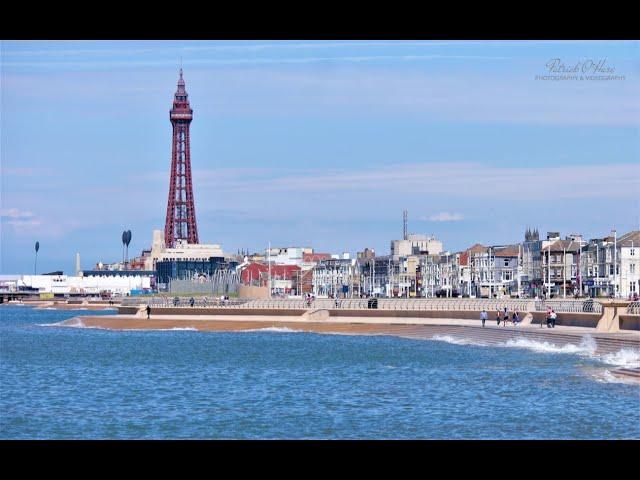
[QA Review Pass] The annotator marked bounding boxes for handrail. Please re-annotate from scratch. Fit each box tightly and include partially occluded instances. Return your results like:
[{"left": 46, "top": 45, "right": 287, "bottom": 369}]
[
  {"left": 126, "top": 296, "right": 546, "bottom": 312},
  {"left": 534, "top": 299, "right": 603, "bottom": 314},
  {"left": 627, "top": 301, "right": 640, "bottom": 315}
]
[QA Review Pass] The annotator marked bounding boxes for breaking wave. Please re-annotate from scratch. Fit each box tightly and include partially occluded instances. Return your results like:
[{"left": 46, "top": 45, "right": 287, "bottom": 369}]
[
  {"left": 594, "top": 369, "right": 640, "bottom": 385},
  {"left": 120, "top": 327, "right": 199, "bottom": 332},
  {"left": 243, "top": 327, "right": 302, "bottom": 333},
  {"left": 429, "top": 332, "right": 639, "bottom": 367},
  {"left": 601, "top": 349, "right": 640, "bottom": 368},
  {"left": 431, "top": 334, "right": 486, "bottom": 346},
  {"left": 502, "top": 335, "right": 597, "bottom": 356},
  {"left": 38, "top": 318, "right": 90, "bottom": 328}
]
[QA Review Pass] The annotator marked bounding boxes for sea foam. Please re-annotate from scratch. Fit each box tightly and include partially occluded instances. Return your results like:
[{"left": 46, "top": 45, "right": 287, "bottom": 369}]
[
  {"left": 243, "top": 326, "right": 302, "bottom": 333},
  {"left": 594, "top": 369, "right": 640, "bottom": 385},
  {"left": 431, "top": 334, "right": 486, "bottom": 347},
  {"left": 37, "top": 318, "right": 92, "bottom": 328},
  {"left": 600, "top": 348, "right": 640, "bottom": 368},
  {"left": 502, "top": 335, "right": 597, "bottom": 356}
]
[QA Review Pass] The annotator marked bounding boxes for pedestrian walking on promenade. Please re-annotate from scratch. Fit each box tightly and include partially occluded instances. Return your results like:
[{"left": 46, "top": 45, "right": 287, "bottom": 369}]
[
  {"left": 550, "top": 309, "right": 557, "bottom": 328},
  {"left": 496, "top": 309, "right": 501, "bottom": 326},
  {"left": 545, "top": 307, "right": 551, "bottom": 328},
  {"left": 146, "top": 304, "right": 151, "bottom": 319},
  {"left": 481, "top": 309, "right": 487, "bottom": 327},
  {"left": 189, "top": 297, "right": 195, "bottom": 308},
  {"left": 503, "top": 308, "right": 509, "bottom": 327}
]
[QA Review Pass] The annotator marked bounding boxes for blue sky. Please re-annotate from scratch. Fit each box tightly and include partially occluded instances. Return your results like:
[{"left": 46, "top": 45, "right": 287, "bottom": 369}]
[{"left": 1, "top": 40, "right": 639, "bottom": 274}]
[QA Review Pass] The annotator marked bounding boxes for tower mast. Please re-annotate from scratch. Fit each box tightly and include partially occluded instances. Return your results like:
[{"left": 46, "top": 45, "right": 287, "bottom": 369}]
[{"left": 164, "top": 68, "right": 199, "bottom": 248}]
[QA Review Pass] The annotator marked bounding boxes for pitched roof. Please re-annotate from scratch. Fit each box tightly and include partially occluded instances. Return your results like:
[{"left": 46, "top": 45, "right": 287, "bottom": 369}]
[
  {"left": 466, "top": 243, "right": 487, "bottom": 254},
  {"left": 303, "top": 253, "right": 332, "bottom": 263},
  {"left": 618, "top": 230, "right": 640, "bottom": 247},
  {"left": 494, "top": 245, "right": 520, "bottom": 257},
  {"left": 548, "top": 239, "right": 581, "bottom": 252}
]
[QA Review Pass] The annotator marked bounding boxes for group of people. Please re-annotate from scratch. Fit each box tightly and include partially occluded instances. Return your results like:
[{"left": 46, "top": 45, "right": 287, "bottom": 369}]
[
  {"left": 545, "top": 307, "right": 557, "bottom": 328},
  {"left": 479, "top": 307, "right": 521, "bottom": 327},
  {"left": 305, "top": 293, "right": 316, "bottom": 307},
  {"left": 479, "top": 306, "right": 559, "bottom": 328},
  {"left": 170, "top": 295, "right": 232, "bottom": 308}
]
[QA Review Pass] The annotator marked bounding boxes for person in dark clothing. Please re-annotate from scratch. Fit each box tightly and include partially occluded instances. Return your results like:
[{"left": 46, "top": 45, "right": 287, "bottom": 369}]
[
  {"left": 146, "top": 305, "right": 151, "bottom": 319},
  {"left": 496, "top": 309, "right": 501, "bottom": 326},
  {"left": 189, "top": 297, "right": 195, "bottom": 308},
  {"left": 550, "top": 310, "right": 557, "bottom": 328}
]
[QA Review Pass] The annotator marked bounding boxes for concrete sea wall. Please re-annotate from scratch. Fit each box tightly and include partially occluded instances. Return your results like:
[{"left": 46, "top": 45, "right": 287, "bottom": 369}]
[{"left": 118, "top": 303, "right": 640, "bottom": 331}]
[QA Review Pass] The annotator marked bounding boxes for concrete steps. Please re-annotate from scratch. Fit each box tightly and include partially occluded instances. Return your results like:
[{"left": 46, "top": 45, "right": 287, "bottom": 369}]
[{"left": 612, "top": 367, "right": 640, "bottom": 379}]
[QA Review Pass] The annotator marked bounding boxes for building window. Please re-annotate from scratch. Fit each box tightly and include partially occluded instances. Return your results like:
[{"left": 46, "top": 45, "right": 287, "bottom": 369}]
[{"left": 631, "top": 264, "right": 636, "bottom": 274}]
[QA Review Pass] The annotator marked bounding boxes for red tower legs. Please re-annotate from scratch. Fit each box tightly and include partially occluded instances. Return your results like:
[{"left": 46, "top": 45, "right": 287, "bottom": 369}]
[{"left": 164, "top": 69, "right": 199, "bottom": 248}]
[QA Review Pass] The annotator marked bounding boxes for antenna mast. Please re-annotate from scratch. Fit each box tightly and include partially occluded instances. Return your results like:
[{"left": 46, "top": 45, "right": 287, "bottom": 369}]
[{"left": 403, "top": 210, "right": 408, "bottom": 240}]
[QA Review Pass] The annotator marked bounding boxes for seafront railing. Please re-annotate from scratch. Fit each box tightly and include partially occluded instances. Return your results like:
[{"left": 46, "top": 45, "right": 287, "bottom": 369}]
[
  {"left": 534, "top": 299, "right": 603, "bottom": 314},
  {"left": 627, "top": 301, "right": 640, "bottom": 315},
  {"left": 122, "top": 297, "right": 537, "bottom": 312}
]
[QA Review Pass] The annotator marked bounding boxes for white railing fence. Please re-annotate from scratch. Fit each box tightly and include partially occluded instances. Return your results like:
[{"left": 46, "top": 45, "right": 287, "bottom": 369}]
[
  {"left": 534, "top": 299, "right": 603, "bottom": 314},
  {"left": 627, "top": 301, "right": 640, "bottom": 315},
  {"left": 123, "top": 297, "right": 537, "bottom": 312}
]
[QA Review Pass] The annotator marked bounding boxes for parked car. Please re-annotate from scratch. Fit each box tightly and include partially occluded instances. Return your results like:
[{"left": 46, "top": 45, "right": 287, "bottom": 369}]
[{"left": 435, "top": 289, "right": 460, "bottom": 298}]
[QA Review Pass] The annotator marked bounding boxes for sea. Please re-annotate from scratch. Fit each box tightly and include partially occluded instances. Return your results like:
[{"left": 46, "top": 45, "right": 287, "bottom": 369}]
[{"left": 1, "top": 305, "right": 639, "bottom": 439}]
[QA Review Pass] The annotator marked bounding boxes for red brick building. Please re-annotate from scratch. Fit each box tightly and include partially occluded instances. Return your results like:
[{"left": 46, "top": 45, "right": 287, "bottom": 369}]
[{"left": 240, "top": 262, "right": 301, "bottom": 293}]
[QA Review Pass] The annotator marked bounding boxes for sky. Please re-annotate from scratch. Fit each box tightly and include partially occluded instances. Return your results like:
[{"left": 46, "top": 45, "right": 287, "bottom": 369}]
[{"left": 1, "top": 40, "right": 639, "bottom": 274}]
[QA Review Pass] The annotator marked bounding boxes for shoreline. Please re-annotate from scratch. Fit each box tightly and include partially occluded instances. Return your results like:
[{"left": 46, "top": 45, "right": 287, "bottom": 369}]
[
  {"left": 67, "top": 313, "right": 640, "bottom": 347},
  {"left": 66, "top": 314, "right": 640, "bottom": 383}
]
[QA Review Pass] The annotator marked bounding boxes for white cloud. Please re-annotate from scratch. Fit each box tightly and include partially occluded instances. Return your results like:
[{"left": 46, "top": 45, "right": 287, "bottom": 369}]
[
  {"left": 199, "top": 162, "right": 640, "bottom": 200},
  {"left": 4, "top": 54, "right": 637, "bottom": 126},
  {"left": 0, "top": 208, "right": 42, "bottom": 231},
  {"left": 0, "top": 54, "right": 512, "bottom": 70},
  {"left": 0, "top": 208, "right": 36, "bottom": 220},
  {"left": 427, "top": 212, "right": 464, "bottom": 222}
]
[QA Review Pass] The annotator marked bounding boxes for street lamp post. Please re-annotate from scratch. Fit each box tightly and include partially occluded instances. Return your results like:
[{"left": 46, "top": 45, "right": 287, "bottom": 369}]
[
  {"left": 34, "top": 241, "right": 40, "bottom": 275},
  {"left": 563, "top": 244, "right": 566, "bottom": 298},
  {"left": 267, "top": 242, "right": 272, "bottom": 299},
  {"left": 547, "top": 244, "right": 551, "bottom": 298},
  {"left": 487, "top": 247, "right": 493, "bottom": 298},
  {"left": 613, "top": 228, "right": 617, "bottom": 298}
]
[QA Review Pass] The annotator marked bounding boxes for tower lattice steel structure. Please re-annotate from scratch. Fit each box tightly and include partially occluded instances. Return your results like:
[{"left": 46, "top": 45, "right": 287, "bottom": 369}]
[{"left": 164, "top": 69, "right": 199, "bottom": 247}]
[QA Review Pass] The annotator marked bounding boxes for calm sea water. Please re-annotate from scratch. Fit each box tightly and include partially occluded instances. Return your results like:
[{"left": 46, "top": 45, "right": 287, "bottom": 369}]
[{"left": 1, "top": 305, "right": 639, "bottom": 439}]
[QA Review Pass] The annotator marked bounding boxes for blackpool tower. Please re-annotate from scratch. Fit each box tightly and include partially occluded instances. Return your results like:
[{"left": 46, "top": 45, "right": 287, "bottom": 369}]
[{"left": 164, "top": 68, "right": 199, "bottom": 247}]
